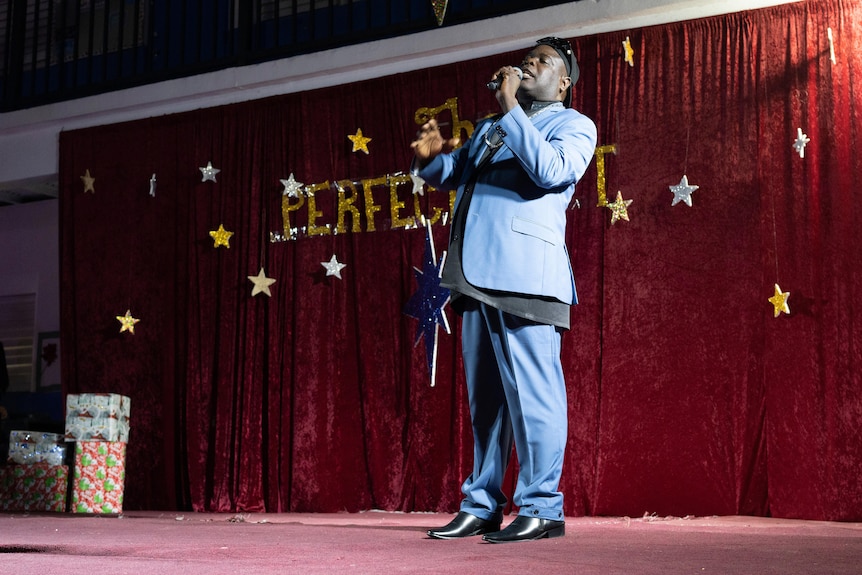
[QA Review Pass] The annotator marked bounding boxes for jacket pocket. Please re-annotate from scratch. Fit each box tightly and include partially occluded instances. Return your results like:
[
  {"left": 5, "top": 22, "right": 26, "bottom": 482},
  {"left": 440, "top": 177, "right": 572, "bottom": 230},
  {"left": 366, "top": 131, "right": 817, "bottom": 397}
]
[{"left": 511, "top": 216, "right": 557, "bottom": 245}]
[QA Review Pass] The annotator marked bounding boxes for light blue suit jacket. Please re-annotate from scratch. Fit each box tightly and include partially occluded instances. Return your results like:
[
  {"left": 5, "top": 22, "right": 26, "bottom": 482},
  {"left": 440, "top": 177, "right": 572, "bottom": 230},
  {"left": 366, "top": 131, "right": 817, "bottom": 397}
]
[{"left": 419, "top": 104, "right": 597, "bottom": 305}]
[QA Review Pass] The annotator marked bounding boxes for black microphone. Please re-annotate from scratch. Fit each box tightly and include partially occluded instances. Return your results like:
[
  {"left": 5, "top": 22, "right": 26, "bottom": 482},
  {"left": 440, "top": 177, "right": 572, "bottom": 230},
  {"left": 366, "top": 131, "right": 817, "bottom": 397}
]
[{"left": 486, "top": 67, "right": 523, "bottom": 90}]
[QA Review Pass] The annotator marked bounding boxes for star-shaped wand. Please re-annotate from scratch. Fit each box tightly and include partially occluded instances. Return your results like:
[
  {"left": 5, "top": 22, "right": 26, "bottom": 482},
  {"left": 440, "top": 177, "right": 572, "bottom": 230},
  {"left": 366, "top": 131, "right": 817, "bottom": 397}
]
[{"left": 403, "top": 219, "right": 451, "bottom": 387}]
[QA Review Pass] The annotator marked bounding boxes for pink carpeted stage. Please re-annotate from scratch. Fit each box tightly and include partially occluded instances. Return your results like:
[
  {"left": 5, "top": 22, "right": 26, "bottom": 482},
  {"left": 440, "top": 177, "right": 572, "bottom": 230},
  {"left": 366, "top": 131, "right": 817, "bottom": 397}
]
[{"left": 2, "top": 511, "right": 860, "bottom": 574}]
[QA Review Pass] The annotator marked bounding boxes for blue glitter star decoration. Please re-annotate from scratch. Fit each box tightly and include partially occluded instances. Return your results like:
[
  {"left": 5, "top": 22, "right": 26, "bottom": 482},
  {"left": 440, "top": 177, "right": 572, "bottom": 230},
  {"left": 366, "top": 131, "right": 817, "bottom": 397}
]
[{"left": 403, "top": 220, "right": 451, "bottom": 387}]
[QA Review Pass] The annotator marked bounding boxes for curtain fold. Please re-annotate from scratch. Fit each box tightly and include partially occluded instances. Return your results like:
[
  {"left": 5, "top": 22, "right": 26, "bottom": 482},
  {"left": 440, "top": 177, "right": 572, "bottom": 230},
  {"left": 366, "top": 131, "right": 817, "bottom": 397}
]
[{"left": 59, "top": 0, "right": 861, "bottom": 520}]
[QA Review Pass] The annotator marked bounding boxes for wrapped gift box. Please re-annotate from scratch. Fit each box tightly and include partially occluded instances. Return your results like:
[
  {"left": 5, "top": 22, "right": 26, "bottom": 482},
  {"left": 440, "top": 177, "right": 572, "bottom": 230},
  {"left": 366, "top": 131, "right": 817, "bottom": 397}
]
[
  {"left": 10, "top": 430, "right": 64, "bottom": 443},
  {"left": 8, "top": 430, "right": 68, "bottom": 465},
  {"left": 7, "top": 442, "right": 67, "bottom": 465},
  {"left": 64, "top": 393, "right": 131, "bottom": 442},
  {"left": 0, "top": 463, "right": 69, "bottom": 512},
  {"left": 71, "top": 441, "right": 126, "bottom": 514}
]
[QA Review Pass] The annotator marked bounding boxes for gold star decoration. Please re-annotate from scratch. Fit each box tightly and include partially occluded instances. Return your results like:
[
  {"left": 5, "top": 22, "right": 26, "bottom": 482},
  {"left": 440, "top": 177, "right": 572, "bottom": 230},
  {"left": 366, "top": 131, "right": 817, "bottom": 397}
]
[
  {"left": 607, "top": 191, "right": 633, "bottom": 224},
  {"left": 116, "top": 310, "right": 140, "bottom": 334},
  {"left": 247, "top": 267, "right": 277, "bottom": 297},
  {"left": 623, "top": 36, "right": 635, "bottom": 67},
  {"left": 768, "top": 283, "right": 790, "bottom": 318},
  {"left": 209, "top": 224, "right": 234, "bottom": 248},
  {"left": 348, "top": 128, "right": 372, "bottom": 154},
  {"left": 81, "top": 169, "right": 96, "bottom": 193}
]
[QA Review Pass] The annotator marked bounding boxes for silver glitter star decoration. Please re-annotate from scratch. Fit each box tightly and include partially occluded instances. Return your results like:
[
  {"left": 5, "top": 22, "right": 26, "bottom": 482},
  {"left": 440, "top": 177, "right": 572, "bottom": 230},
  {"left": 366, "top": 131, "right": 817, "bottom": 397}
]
[
  {"left": 321, "top": 254, "right": 347, "bottom": 279},
  {"left": 792, "top": 128, "right": 811, "bottom": 158},
  {"left": 410, "top": 173, "right": 426, "bottom": 196},
  {"left": 199, "top": 161, "right": 220, "bottom": 182},
  {"left": 669, "top": 174, "right": 699, "bottom": 207},
  {"left": 280, "top": 173, "right": 304, "bottom": 197}
]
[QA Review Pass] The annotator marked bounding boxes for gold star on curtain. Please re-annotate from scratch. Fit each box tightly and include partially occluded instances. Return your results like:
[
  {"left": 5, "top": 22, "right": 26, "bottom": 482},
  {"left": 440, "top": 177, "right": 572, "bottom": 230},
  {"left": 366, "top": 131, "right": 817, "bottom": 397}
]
[
  {"left": 607, "top": 191, "right": 633, "bottom": 224},
  {"left": 768, "top": 284, "right": 790, "bottom": 317},
  {"left": 209, "top": 224, "right": 234, "bottom": 248},
  {"left": 116, "top": 310, "right": 140, "bottom": 334},
  {"left": 348, "top": 129, "right": 372, "bottom": 154},
  {"left": 81, "top": 169, "right": 96, "bottom": 193},
  {"left": 623, "top": 36, "right": 635, "bottom": 67}
]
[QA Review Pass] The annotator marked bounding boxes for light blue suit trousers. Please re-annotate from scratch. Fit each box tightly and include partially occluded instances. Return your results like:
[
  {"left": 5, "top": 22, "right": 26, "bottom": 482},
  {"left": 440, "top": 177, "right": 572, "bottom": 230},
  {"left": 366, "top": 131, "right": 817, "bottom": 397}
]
[{"left": 458, "top": 299, "right": 567, "bottom": 522}]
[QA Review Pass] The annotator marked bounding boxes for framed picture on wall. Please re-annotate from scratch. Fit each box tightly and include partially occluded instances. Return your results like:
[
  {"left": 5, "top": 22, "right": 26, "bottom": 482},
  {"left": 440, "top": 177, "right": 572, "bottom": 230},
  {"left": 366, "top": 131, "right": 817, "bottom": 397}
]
[{"left": 36, "top": 331, "right": 61, "bottom": 391}]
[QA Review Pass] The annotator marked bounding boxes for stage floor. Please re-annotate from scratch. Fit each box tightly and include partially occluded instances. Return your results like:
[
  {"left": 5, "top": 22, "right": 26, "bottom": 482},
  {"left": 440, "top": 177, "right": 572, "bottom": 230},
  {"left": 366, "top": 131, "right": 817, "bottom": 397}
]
[{"left": 2, "top": 511, "right": 861, "bottom": 574}]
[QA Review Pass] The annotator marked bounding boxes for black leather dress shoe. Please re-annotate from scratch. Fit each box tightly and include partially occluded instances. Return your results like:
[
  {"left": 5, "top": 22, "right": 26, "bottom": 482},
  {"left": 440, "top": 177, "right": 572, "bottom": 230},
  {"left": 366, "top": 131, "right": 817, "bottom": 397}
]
[
  {"left": 482, "top": 516, "right": 565, "bottom": 543},
  {"left": 427, "top": 512, "right": 502, "bottom": 540}
]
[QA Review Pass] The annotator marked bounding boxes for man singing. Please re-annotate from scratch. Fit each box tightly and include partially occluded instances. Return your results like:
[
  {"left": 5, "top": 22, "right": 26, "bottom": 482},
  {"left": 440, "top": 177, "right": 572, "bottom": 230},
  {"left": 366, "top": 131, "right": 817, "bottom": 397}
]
[{"left": 411, "top": 37, "right": 597, "bottom": 543}]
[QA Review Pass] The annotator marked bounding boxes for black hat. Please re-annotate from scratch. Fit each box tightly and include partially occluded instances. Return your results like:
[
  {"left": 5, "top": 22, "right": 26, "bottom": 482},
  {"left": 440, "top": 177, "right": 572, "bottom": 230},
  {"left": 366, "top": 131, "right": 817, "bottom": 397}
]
[{"left": 536, "top": 36, "right": 578, "bottom": 107}]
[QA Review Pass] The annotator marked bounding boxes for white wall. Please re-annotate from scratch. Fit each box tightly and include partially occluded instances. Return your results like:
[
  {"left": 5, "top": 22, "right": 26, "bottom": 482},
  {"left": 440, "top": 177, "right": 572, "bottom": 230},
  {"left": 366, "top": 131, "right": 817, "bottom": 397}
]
[{"left": 0, "top": 201, "right": 60, "bottom": 391}]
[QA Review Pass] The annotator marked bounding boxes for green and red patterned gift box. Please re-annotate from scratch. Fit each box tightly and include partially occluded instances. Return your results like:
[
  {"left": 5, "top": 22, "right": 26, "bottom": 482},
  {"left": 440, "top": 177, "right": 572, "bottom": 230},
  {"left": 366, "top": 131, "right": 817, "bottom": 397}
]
[
  {"left": 1, "top": 393, "right": 131, "bottom": 513},
  {"left": 71, "top": 441, "right": 127, "bottom": 514},
  {"left": 0, "top": 463, "right": 69, "bottom": 512}
]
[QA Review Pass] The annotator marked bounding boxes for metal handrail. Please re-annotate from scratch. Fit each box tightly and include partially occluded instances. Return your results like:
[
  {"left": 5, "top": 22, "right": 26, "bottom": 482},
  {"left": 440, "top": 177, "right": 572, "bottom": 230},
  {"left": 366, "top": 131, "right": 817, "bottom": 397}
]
[{"left": 0, "top": 0, "right": 575, "bottom": 112}]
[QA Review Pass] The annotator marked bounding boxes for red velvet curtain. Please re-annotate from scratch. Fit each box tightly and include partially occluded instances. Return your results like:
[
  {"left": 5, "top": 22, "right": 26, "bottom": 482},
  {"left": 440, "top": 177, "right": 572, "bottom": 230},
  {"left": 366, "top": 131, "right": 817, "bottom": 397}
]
[{"left": 59, "top": 0, "right": 862, "bottom": 521}]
